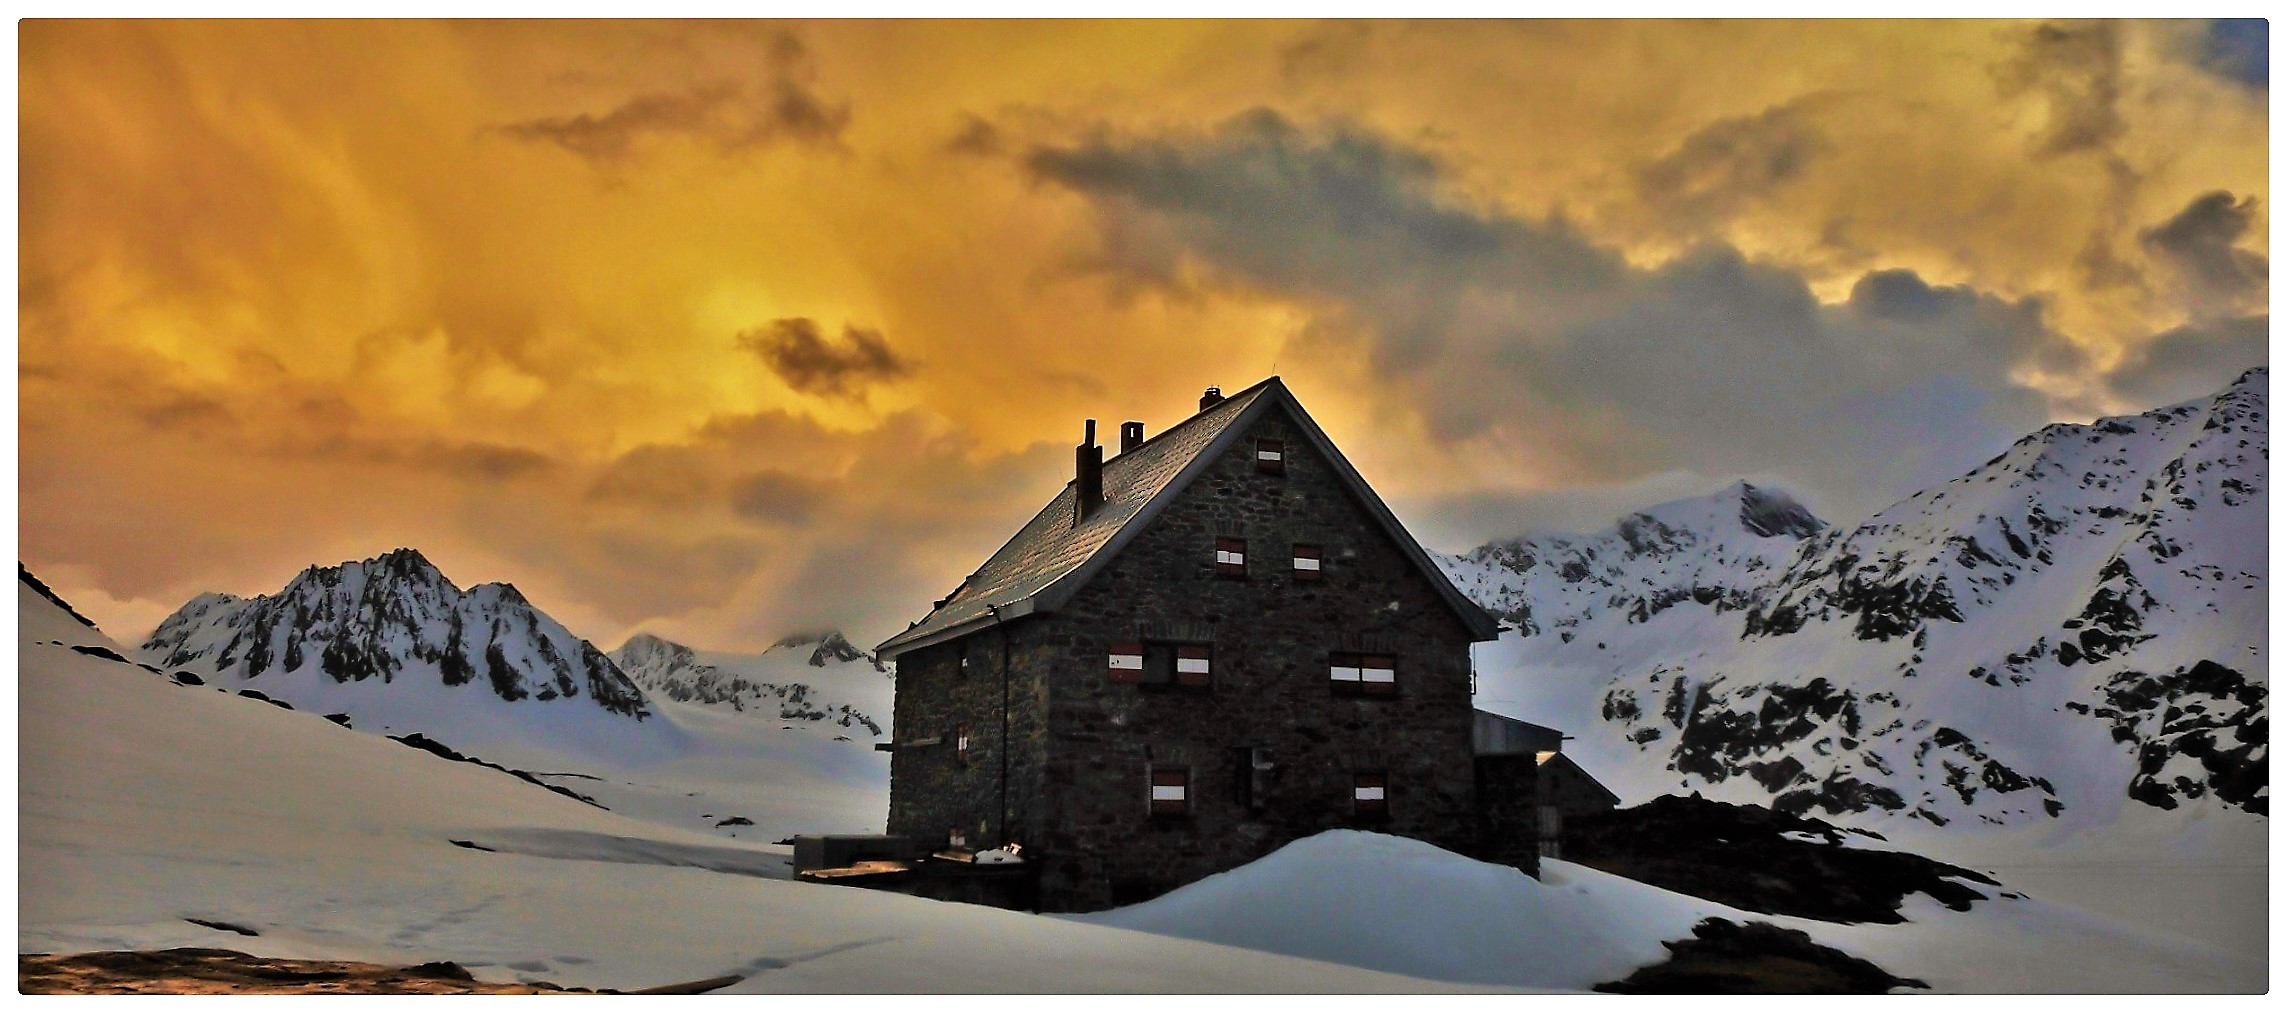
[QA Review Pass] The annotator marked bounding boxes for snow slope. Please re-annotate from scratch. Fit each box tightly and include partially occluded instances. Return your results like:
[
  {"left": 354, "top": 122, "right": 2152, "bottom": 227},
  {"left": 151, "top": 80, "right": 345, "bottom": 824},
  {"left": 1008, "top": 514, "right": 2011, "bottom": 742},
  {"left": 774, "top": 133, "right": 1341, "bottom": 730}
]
[
  {"left": 17, "top": 573, "right": 1485, "bottom": 992},
  {"left": 611, "top": 631, "right": 890, "bottom": 737},
  {"left": 138, "top": 549, "right": 684, "bottom": 764},
  {"left": 21, "top": 573, "right": 2257, "bottom": 991},
  {"left": 1082, "top": 831, "right": 2260, "bottom": 993},
  {"left": 1457, "top": 369, "right": 2268, "bottom": 960},
  {"left": 1462, "top": 370, "right": 2266, "bottom": 825}
]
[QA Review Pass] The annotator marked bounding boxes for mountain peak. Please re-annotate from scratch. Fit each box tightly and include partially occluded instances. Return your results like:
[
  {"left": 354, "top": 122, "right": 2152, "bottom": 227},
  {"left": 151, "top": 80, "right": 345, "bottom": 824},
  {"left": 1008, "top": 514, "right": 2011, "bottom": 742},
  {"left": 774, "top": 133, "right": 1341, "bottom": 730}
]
[
  {"left": 142, "top": 552, "right": 652, "bottom": 723},
  {"left": 1733, "top": 482, "right": 1824, "bottom": 539}
]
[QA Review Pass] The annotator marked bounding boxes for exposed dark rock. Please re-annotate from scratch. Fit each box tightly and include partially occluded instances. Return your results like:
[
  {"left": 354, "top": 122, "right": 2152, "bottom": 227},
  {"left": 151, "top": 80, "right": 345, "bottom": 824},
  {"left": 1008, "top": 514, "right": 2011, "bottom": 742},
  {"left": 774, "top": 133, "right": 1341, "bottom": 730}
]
[
  {"left": 1564, "top": 795, "right": 1999, "bottom": 924},
  {"left": 1595, "top": 918, "right": 1928, "bottom": 993},
  {"left": 20, "top": 565, "right": 99, "bottom": 628},
  {"left": 2087, "top": 660, "right": 2267, "bottom": 815},
  {"left": 68, "top": 644, "right": 131, "bottom": 664},
  {"left": 183, "top": 919, "right": 258, "bottom": 937},
  {"left": 387, "top": 733, "right": 606, "bottom": 810}
]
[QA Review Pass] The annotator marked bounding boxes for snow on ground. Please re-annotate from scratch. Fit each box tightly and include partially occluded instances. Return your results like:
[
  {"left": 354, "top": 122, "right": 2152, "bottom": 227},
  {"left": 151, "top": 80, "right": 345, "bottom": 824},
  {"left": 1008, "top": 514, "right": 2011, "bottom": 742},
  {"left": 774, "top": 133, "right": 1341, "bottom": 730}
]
[
  {"left": 1079, "top": 830, "right": 2264, "bottom": 993},
  {"left": 16, "top": 582, "right": 1482, "bottom": 992},
  {"left": 19, "top": 578, "right": 2262, "bottom": 992},
  {"left": 472, "top": 697, "right": 890, "bottom": 847}
]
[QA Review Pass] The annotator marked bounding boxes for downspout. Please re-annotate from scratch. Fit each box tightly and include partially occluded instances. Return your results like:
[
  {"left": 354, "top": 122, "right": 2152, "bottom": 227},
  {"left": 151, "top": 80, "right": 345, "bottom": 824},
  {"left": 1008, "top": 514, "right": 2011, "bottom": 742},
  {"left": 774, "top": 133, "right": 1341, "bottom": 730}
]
[{"left": 987, "top": 603, "right": 1012, "bottom": 848}]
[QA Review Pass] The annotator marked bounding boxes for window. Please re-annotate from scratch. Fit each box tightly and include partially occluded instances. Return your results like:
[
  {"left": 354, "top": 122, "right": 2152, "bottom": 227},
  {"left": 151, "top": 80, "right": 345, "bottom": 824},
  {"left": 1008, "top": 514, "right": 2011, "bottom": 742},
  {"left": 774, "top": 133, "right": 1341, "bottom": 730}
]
[
  {"left": 1115, "top": 641, "right": 1213, "bottom": 691},
  {"left": 1353, "top": 771, "right": 1388, "bottom": 819},
  {"left": 1292, "top": 543, "right": 1322, "bottom": 581},
  {"left": 1330, "top": 652, "right": 1398, "bottom": 696},
  {"left": 948, "top": 826, "right": 968, "bottom": 849},
  {"left": 1235, "top": 746, "right": 1274, "bottom": 813},
  {"left": 955, "top": 724, "right": 973, "bottom": 764},
  {"left": 1255, "top": 438, "right": 1285, "bottom": 475},
  {"left": 1215, "top": 537, "right": 1247, "bottom": 578},
  {"left": 1107, "top": 642, "right": 1145, "bottom": 684},
  {"left": 1150, "top": 767, "right": 1190, "bottom": 816}
]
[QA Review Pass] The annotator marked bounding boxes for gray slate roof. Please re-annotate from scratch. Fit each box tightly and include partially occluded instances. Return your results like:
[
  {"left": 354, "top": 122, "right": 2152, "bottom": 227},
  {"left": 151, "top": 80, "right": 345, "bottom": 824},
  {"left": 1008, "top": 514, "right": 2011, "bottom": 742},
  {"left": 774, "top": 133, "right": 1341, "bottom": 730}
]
[{"left": 876, "top": 376, "right": 1499, "bottom": 659}]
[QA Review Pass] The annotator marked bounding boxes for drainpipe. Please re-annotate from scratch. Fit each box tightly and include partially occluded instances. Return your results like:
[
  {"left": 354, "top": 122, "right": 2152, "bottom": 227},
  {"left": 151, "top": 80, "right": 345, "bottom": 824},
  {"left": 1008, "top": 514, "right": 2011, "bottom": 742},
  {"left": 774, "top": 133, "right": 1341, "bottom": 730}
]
[{"left": 987, "top": 603, "right": 1012, "bottom": 848}]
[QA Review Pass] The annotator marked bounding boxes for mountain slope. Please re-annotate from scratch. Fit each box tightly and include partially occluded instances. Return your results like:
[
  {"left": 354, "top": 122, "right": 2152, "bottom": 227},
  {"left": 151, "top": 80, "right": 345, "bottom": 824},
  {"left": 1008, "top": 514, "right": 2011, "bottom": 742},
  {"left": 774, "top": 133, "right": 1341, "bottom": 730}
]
[
  {"left": 1466, "top": 368, "right": 2267, "bottom": 830},
  {"left": 138, "top": 549, "right": 680, "bottom": 761},
  {"left": 611, "top": 632, "right": 888, "bottom": 737}
]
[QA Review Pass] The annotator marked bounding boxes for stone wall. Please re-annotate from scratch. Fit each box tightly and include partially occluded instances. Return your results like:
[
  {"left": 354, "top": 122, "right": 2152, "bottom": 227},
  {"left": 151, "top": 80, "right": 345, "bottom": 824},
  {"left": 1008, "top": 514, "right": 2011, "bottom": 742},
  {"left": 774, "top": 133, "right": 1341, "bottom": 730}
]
[
  {"left": 1473, "top": 755, "right": 1541, "bottom": 874},
  {"left": 1024, "top": 404, "right": 1487, "bottom": 911},
  {"left": 883, "top": 631, "right": 1052, "bottom": 852}
]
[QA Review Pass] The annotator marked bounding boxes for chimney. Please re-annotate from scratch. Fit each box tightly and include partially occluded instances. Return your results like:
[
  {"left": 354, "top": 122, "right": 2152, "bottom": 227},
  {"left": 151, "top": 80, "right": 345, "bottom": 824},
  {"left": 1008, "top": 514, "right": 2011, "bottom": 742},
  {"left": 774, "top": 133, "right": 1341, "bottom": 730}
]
[
  {"left": 1119, "top": 421, "right": 1145, "bottom": 454},
  {"left": 1199, "top": 386, "right": 1224, "bottom": 411},
  {"left": 1074, "top": 419, "right": 1105, "bottom": 523}
]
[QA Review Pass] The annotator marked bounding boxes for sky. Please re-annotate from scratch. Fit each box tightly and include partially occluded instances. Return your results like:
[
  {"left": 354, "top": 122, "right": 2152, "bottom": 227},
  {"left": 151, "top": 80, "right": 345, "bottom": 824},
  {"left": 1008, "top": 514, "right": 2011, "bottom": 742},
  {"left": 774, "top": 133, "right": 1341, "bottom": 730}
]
[{"left": 16, "top": 19, "right": 2271, "bottom": 652}]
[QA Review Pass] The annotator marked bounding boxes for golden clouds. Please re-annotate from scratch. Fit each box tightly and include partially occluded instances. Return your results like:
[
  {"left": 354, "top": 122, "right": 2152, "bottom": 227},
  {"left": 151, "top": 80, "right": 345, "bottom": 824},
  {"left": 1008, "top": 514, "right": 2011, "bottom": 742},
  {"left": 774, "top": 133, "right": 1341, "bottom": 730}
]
[{"left": 17, "top": 20, "right": 2268, "bottom": 649}]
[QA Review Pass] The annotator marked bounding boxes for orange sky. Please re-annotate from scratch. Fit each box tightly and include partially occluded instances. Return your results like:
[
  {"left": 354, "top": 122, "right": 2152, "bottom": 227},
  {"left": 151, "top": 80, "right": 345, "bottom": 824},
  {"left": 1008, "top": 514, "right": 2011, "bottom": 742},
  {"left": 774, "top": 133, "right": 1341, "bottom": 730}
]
[{"left": 16, "top": 20, "right": 2270, "bottom": 650}]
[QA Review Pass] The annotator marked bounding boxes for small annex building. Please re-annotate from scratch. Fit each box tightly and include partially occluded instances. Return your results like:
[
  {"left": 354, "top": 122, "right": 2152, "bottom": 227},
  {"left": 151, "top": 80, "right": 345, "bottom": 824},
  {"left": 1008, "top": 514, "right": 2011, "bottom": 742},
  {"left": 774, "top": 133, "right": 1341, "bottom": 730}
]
[{"left": 873, "top": 377, "right": 1536, "bottom": 912}]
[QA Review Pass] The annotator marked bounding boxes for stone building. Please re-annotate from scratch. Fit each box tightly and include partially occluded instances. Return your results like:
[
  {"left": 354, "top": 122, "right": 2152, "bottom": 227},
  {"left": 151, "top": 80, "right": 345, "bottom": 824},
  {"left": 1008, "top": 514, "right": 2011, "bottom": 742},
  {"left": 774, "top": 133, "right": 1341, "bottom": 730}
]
[{"left": 874, "top": 377, "right": 1515, "bottom": 911}]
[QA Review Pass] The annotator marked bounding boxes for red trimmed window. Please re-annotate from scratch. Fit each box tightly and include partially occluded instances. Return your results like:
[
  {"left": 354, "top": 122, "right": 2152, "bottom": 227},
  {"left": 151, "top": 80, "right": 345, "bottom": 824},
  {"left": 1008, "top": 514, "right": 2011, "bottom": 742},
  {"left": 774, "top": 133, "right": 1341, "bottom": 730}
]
[
  {"left": 956, "top": 724, "right": 973, "bottom": 764},
  {"left": 948, "top": 825, "right": 968, "bottom": 849},
  {"left": 1215, "top": 537, "right": 1247, "bottom": 578},
  {"left": 1150, "top": 767, "right": 1190, "bottom": 816},
  {"left": 1174, "top": 644, "right": 1213, "bottom": 688},
  {"left": 1292, "top": 543, "right": 1322, "bottom": 581},
  {"left": 1353, "top": 771, "right": 1388, "bottom": 819},
  {"left": 1255, "top": 438, "right": 1285, "bottom": 474},
  {"left": 1330, "top": 653, "right": 1398, "bottom": 697},
  {"left": 1107, "top": 642, "right": 1145, "bottom": 684}
]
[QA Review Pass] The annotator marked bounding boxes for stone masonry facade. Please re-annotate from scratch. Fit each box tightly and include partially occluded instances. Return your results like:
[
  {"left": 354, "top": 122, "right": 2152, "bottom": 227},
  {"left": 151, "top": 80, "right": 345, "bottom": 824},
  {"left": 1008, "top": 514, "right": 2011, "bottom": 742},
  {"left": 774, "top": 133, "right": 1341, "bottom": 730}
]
[{"left": 887, "top": 399, "right": 1510, "bottom": 912}]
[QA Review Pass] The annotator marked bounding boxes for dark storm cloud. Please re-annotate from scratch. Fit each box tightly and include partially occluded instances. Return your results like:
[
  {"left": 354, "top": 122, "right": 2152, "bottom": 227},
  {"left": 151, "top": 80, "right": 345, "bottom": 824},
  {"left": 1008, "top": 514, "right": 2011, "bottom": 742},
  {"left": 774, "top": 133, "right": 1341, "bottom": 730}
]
[
  {"left": 728, "top": 469, "right": 829, "bottom": 525},
  {"left": 1635, "top": 103, "right": 1828, "bottom": 230},
  {"left": 736, "top": 318, "right": 914, "bottom": 400},
  {"left": 431, "top": 442, "right": 556, "bottom": 483},
  {"left": 2103, "top": 314, "right": 2270, "bottom": 407},
  {"left": 2198, "top": 19, "right": 2268, "bottom": 89},
  {"left": 497, "top": 32, "right": 848, "bottom": 166},
  {"left": 945, "top": 113, "right": 1003, "bottom": 157},
  {"left": 2139, "top": 191, "right": 2269, "bottom": 310},
  {"left": 1998, "top": 21, "right": 2128, "bottom": 158},
  {"left": 1026, "top": 110, "right": 2087, "bottom": 524}
]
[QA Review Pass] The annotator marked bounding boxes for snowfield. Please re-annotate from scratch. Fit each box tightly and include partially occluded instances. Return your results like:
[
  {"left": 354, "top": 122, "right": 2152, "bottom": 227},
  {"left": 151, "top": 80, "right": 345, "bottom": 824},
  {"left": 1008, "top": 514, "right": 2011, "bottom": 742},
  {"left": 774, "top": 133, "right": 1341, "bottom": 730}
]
[
  {"left": 15, "top": 575, "right": 2264, "bottom": 992},
  {"left": 1081, "top": 831, "right": 2259, "bottom": 993},
  {"left": 18, "top": 580, "right": 1475, "bottom": 992}
]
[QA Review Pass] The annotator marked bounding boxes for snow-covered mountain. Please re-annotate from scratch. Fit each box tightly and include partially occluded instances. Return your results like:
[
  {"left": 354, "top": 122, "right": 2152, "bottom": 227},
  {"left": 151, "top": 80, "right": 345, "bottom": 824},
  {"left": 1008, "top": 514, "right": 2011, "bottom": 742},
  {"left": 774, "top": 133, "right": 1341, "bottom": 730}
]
[
  {"left": 611, "top": 631, "right": 888, "bottom": 737},
  {"left": 1446, "top": 481, "right": 1824, "bottom": 640},
  {"left": 139, "top": 548, "right": 683, "bottom": 761},
  {"left": 1462, "top": 368, "right": 2267, "bottom": 830}
]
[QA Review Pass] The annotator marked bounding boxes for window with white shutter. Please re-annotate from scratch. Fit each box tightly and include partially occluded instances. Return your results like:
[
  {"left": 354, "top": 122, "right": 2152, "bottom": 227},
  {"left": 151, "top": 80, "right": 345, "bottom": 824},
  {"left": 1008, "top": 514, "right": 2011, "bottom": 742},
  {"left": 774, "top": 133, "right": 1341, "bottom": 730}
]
[
  {"left": 1215, "top": 537, "right": 1247, "bottom": 578},
  {"left": 1330, "top": 652, "right": 1398, "bottom": 697},
  {"left": 1353, "top": 771, "right": 1388, "bottom": 819},
  {"left": 1150, "top": 767, "right": 1190, "bottom": 816},
  {"left": 1255, "top": 438, "right": 1285, "bottom": 475},
  {"left": 1292, "top": 543, "right": 1322, "bottom": 581}
]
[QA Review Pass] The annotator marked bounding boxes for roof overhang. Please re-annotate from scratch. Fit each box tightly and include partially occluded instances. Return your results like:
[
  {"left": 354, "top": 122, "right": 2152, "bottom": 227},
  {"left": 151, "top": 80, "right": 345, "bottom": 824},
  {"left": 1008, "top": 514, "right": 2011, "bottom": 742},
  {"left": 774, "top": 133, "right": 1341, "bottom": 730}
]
[{"left": 875, "top": 598, "right": 1036, "bottom": 661}]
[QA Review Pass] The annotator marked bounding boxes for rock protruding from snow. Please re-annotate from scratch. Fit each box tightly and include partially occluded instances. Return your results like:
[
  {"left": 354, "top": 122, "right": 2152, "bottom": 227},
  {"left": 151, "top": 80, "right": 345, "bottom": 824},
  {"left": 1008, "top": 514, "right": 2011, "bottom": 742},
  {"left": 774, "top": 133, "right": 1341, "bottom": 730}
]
[
  {"left": 137, "top": 550, "right": 681, "bottom": 762},
  {"left": 611, "top": 632, "right": 885, "bottom": 736},
  {"left": 769, "top": 630, "right": 886, "bottom": 671},
  {"left": 1466, "top": 369, "right": 2268, "bottom": 827}
]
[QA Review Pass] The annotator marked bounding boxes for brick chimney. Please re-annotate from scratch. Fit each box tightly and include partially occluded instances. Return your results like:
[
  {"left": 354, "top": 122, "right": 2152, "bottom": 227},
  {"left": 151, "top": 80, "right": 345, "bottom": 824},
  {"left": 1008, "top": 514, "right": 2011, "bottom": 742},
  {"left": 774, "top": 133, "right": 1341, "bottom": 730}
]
[
  {"left": 1074, "top": 419, "right": 1105, "bottom": 523},
  {"left": 1119, "top": 421, "right": 1145, "bottom": 454},
  {"left": 1199, "top": 386, "right": 1223, "bottom": 411}
]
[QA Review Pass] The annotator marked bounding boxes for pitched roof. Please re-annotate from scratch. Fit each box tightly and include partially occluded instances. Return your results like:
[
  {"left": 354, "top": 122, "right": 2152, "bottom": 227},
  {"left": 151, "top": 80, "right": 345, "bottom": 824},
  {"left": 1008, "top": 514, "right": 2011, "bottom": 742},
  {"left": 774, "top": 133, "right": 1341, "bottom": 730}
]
[{"left": 876, "top": 376, "right": 1500, "bottom": 659}]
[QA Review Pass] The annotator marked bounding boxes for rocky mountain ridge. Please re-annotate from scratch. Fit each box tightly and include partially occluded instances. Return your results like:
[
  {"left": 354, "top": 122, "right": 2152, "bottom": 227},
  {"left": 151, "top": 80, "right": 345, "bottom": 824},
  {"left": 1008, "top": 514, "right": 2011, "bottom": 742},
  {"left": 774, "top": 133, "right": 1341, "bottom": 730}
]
[{"left": 1456, "top": 368, "right": 2267, "bottom": 827}]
